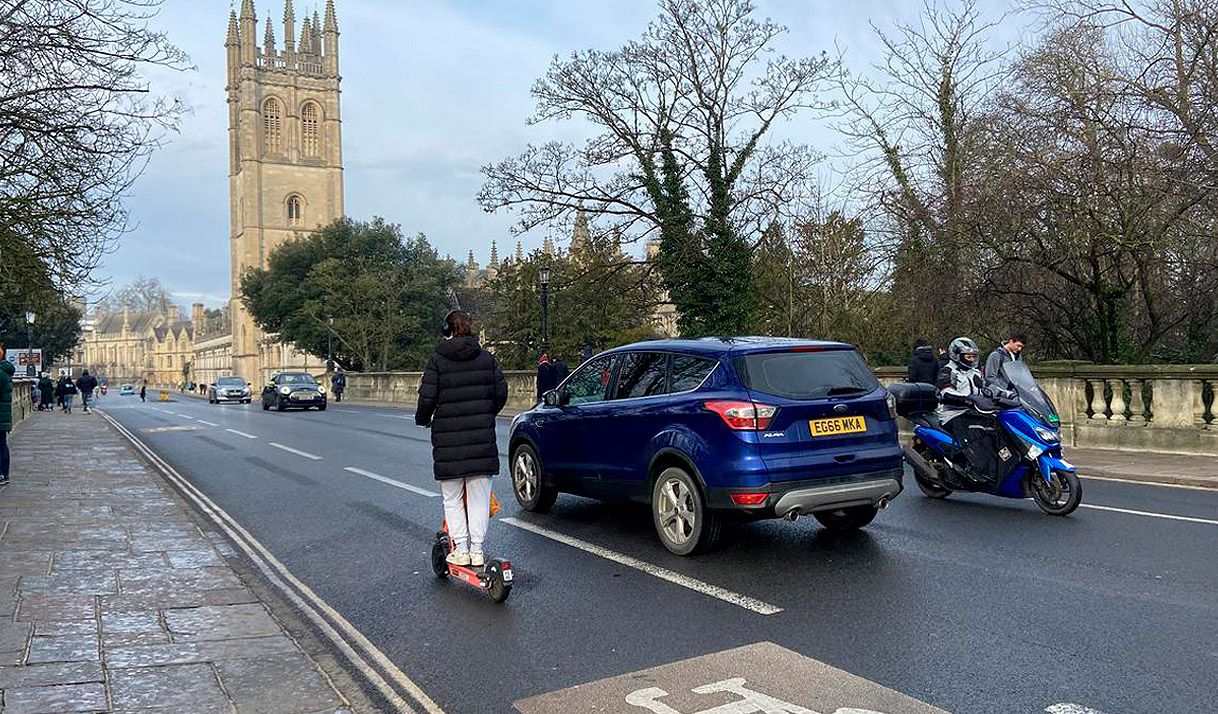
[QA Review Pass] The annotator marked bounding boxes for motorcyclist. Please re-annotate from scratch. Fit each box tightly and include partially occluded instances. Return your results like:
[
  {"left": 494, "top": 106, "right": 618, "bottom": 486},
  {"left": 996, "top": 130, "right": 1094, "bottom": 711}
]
[{"left": 935, "top": 337, "right": 1001, "bottom": 482}]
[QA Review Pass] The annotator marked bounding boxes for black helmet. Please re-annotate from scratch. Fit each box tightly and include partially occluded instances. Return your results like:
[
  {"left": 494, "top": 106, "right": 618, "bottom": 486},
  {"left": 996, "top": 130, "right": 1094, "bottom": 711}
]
[{"left": 948, "top": 337, "right": 980, "bottom": 368}]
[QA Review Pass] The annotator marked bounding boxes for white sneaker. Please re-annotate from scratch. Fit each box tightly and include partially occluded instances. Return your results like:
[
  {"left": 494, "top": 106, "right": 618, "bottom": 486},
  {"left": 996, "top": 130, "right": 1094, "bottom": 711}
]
[
  {"left": 445, "top": 550, "right": 471, "bottom": 566},
  {"left": 469, "top": 551, "right": 485, "bottom": 567}
]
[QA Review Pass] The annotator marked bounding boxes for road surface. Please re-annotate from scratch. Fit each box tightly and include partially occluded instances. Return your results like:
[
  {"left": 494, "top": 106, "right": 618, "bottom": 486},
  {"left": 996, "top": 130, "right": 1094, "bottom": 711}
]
[{"left": 97, "top": 394, "right": 1218, "bottom": 714}]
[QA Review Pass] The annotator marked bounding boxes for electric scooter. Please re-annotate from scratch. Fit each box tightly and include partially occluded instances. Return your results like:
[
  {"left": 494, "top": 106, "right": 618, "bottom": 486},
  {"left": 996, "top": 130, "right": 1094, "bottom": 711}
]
[{"left": 430, "top": 523, "right": 514, "bottom": 603}]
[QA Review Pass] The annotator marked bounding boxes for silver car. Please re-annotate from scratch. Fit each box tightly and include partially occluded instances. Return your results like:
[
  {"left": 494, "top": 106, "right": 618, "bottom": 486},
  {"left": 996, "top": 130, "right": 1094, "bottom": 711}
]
[{"left": 208, "top": 376, "right": 252, "bottom": 404}]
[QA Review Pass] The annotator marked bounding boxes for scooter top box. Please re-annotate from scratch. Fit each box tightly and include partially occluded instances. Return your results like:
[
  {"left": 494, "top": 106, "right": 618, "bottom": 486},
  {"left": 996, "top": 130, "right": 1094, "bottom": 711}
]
[{"left": 888, "top": 382, "right": 939, "bottom": 417}]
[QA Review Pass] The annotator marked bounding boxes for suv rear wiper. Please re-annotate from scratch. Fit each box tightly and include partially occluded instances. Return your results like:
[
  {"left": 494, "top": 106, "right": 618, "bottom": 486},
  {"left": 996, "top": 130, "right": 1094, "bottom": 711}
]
[{"left": 826, "top": 386, "right": 870, "bottom": 396}]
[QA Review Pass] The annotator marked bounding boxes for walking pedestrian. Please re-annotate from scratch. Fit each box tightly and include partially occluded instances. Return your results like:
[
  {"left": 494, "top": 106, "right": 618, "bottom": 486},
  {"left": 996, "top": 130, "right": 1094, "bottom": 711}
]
[
  {"left": 77, "top": 369, "right": 98, "bottom": 413},
  {"left": 415, "top": 310, "right": 508, "bottom": 567},
  {"left": 139, "top": 382, "right": 147, "bottom": 403},
  {"left": 0, "top": 342, "right": 13, "bottom": 485},
  {"left": 57, "top": 375, "right": 77, "bottom": 413},
  {"left": 38, "top": 373, "right": 53, "bottom": 411},
  {"left": 552, "top": 356, "right": 570, "bottom": 384},
  {"left": 536, "top": 354, "right": 557, "bottom": 402},
  {"left": 331, "top": 368, "right": 346, "bottom": 403}
]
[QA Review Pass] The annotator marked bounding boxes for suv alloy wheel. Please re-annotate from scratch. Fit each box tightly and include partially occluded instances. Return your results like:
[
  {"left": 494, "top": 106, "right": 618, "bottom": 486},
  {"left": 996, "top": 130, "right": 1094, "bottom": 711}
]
[{"left": 650, "top": 466, "right": 724, "bottom": 555}]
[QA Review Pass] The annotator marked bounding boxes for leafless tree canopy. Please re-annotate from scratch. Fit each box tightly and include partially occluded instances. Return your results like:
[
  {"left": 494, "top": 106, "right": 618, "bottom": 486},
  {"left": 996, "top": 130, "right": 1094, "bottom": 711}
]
[{"left": 0, "top": 0, "right": 189, "bottom": 300}]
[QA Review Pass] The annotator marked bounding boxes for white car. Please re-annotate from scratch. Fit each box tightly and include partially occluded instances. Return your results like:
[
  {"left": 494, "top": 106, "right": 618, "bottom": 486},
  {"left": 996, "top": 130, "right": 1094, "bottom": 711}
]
[{"left": 208, "top": 376, "right": 252, "bottom": 404}]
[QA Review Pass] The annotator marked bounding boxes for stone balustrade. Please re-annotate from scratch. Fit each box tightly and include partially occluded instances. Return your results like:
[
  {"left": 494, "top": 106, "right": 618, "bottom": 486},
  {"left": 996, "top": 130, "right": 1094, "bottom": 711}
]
[
  {"left": 10, "top": 381, "right": 35, "bottom": 430},
  {"left": 346, "top": 363, "right": 1216, "bottom": 456},
  {"left": 874, "top": 364, "right": 1217, "bottom": 456}
]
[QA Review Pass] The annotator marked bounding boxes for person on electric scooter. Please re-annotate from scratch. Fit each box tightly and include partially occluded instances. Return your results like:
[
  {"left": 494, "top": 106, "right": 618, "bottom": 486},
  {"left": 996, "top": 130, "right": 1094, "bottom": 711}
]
[
  {"left": 416, "top": 310, "right": 508, "bottom": 568},
  {"left": 936, "top": 337, "right": 1003, "bottom": 483}
]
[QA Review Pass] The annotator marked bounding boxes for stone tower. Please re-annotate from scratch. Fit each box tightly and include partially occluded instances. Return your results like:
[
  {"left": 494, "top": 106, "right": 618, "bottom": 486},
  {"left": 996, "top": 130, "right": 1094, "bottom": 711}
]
[{"left": 226, "top": 0, "right": 344, "bottom": 381}]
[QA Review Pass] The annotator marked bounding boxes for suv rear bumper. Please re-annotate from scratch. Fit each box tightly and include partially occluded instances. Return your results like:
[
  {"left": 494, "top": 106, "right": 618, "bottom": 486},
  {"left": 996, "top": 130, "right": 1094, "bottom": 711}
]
[{"left": 706, "top": 468, "right": 904, "bottom": 518}]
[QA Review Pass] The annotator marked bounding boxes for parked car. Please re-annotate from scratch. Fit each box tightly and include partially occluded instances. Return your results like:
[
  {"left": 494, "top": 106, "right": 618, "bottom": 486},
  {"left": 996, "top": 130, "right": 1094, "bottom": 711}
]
[
  {"left": 119, "top": 384, "right": 135, "bottom": 396},
  {"left": 508, "top": 338, "right": 904, "bottom": 555},
  {"left": 208, "top": 376, "right": 252, "bottom": 404},
  {"left": 261, "top": 372, "right": 327, "bottom": 411}
]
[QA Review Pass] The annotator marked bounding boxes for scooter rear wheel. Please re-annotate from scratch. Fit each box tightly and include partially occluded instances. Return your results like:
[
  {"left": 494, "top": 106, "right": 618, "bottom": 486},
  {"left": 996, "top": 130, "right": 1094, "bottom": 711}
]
[
  {"left": 914, "top": 472, "right": 952, "bottom": 499},
  {"left": 430, "top": 535, "right": 450, "bottom": 579},
  {"left": 486, "top": 559, "right": 511, "bottom": 603}
]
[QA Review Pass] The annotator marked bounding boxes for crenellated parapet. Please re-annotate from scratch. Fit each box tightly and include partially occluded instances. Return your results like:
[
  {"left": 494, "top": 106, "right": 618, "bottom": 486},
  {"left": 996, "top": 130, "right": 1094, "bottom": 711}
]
[{"left": 228, "top": 0, "right": 338, "bottom": 78}]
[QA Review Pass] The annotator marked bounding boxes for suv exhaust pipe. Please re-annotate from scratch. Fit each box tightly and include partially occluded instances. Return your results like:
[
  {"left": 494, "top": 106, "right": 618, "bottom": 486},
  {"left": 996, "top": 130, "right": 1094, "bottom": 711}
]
[
  {"left": 875, "top": 496, "right": 890, "bottom": 510},
  {"left": 783, "top": 508, "right": 801, "bottom": 522}
]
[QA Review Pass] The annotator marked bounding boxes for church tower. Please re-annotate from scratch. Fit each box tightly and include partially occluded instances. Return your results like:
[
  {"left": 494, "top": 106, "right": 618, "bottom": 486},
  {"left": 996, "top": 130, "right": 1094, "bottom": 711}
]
[{"left": 226, "top": 0, "right": 344, "bottom": 381}]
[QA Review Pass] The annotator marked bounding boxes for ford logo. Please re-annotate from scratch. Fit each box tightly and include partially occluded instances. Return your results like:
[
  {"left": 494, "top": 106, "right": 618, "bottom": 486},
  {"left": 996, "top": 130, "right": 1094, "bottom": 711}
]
[{"left": 833, "top": 403, "right": 848, "bottom": 414}]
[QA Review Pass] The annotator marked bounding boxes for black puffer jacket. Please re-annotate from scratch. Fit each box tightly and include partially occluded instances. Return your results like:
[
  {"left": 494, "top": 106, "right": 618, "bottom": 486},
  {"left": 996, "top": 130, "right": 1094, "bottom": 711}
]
[
  {"left": 415, "top": 336, "right": 508, "bottom": 481},
  {"left": 907, "top": 346, "right": 939, "bottom": 385}
]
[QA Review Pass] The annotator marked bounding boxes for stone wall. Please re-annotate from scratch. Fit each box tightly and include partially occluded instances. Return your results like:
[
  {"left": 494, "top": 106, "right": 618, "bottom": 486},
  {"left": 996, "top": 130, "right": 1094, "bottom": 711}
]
[
  {"left": 11, "top": 381, "right": 34, "bottom": 430},
  {"left": 347, "top": 363, "right": 1217, "bottom": 456},
  {"left": 345, "top": 371, "right": 538, "bottom": 412}
]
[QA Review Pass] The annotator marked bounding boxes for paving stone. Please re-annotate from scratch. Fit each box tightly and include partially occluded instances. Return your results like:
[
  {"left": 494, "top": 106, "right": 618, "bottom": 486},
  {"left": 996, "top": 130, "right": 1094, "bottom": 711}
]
[
  {"left": 25, "top": 634, "right": 99, "bottom": 664},
  {"left": 105, "top": 635, "right": 297, "bottom": 668},
  {"left": 100, "top": 611, "right": 169, "bottom": 646},
  {"left": 166, "top": 550, "right": 227, "bottom": 569},
  {"left": 99, "top": 587, "right": 258, "bottom": 613},
  {"left": 0, "top": 661, "right": 104, "bottom": 688},
  {"left": 0, "top": 550, "right": 53, "bottom": 577},
  {"left": 163, "top": 603, "right": 281, "bottom": 642},
  {"left": 214, "top": 652, "right": 341, "bottom": 714},
  {"left": 20, "top": 571, "right": 118, "bottom": 596},
  {"left": 3, "top": 681, "right": 108, "bottom": 713},
  {"left": 109, "top": 663, "right": 232, "bottom": 711},
  {"left": 15, "top": 594, "right": 97, "bottom": 622},
  {"left": 33, "top": 619, "right": 97, "bottom": 636},
  {"left": 52, "top": 551, "right": 169, "bottom": 571},
  {"left": 0, "top": 619, "right": 33, "bottom": 665}
]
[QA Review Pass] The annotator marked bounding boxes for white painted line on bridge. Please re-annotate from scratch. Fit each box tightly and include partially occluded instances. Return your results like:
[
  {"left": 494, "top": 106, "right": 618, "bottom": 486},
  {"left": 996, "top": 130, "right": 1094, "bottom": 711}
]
[
  {"left": 1081, "top": 503, "right": 1218, "bottom": 526},
  {"left": 269, "top": 443, "right": 323, "bottom": 461},
  {"left": 1079, "top": 473, "right": 1215, "bottom": 491},
  {"left": 502, "top": 517, "right": 783, "bottom": 616},
  {"left": 343, "top": 467, "right": 439, "bottom": 497},
  {"left": 225, "top": 429, "right": 258, "bottom": 439},
  {"left": 1046, "top": 704, "right": 1111, "bottom": 714},
  {"left": 177, "top": 413, "right": 195, "bottom": 420},
  {"left": 196, "top": 419, "right": 220, "bottom": 427}
]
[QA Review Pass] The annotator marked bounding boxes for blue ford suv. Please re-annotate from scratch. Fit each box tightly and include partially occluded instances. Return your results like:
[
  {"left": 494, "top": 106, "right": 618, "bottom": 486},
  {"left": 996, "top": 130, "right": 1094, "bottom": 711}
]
[{"left": 508, "top": 338, "right": 904, "bottom": 554}]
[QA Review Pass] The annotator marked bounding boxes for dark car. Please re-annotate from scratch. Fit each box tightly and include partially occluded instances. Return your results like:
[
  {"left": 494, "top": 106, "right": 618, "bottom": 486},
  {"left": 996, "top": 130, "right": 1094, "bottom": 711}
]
[
  {"left": 508, "top": 338, "right": 903, "bottom": 555},
  {"left": 208, "top": 376, "right": 252, "bottom": 404},
  {"left": 261, "top": 372, "right": 327, "bottom": 411}
]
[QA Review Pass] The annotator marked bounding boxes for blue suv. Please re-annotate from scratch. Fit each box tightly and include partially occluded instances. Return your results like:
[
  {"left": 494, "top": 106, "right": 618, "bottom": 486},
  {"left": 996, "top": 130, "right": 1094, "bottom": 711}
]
[{"left": 508, "top": 338, "right": 904, "bottom": 555}]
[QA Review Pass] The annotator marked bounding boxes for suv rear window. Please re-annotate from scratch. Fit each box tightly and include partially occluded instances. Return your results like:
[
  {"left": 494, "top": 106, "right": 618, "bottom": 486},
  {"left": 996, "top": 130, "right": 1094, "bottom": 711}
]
[
  {"left": 670, "top": 355, "right": 716, "bottom": 392},
  {"left": 733, "top": 349, "right": 879, "bottom": 400}
]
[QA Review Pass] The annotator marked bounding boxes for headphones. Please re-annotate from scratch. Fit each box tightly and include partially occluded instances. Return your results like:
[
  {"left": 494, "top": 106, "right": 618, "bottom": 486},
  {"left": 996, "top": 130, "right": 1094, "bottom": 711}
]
[{"left": 440, "top": 309, "right": 461, "bottom": 338}]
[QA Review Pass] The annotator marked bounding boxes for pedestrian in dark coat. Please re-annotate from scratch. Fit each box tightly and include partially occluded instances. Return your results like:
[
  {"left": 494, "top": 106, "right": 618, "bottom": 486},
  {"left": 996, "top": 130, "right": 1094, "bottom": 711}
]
[
  {"left": 77, "top": 370, "right": 98, "bottom": 413},
  {"left": 139, "top": 382, "right": 147, "bottom": 402},
  {"left": 331, "top": 369, "right": 346, "bottom": 403},
  {"left": 536, "top": 354, "right": 557, "bottom": 402},
  {"left": 0, "top": 347, "right": 13, "bottom": 484},
  {"left": 415, "top": 310, "right": 508, "bottom": 567},
  {"left": 38, "top": 375, "right": 53, "bottom": 410},
  {"left": 907, "top": 337, "right": 940, "bottom": 385}
]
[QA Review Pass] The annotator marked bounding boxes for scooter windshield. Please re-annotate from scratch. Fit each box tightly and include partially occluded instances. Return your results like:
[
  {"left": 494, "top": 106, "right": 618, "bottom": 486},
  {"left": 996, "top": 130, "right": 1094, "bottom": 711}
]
[{"left": 1003, "top": 361, "right": 1059, "bottom": 426}]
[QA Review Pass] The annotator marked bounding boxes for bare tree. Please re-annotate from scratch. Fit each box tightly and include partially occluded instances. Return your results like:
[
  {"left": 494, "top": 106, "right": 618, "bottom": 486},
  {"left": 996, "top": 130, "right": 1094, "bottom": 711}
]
[
  {"left": 480, "top": 0, "right": 834, "bottom": 335},
  {"left": 94, "top": 276, "right": 178, "bottom": 316},
  {"left": 0, "top": 0, "right": 189, "bottom": 300}
]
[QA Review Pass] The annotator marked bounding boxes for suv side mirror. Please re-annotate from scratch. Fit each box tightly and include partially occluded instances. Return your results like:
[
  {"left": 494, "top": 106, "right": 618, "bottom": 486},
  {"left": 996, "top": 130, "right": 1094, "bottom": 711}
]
[{"left": 543, "top": 390, "right": 561, "bottom": 407}]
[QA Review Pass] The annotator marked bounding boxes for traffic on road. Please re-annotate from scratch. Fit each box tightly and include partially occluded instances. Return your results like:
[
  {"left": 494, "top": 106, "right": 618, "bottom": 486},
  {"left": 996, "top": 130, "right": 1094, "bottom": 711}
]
[{"left": 97, "top": 371, "right": 1218, "bottom": 714}]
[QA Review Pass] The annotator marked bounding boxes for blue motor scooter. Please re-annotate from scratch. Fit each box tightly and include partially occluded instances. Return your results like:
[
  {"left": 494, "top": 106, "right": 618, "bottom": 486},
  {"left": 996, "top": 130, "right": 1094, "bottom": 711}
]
[{"left": 890, "top": 361, "right": 1082, "bottom": 515}]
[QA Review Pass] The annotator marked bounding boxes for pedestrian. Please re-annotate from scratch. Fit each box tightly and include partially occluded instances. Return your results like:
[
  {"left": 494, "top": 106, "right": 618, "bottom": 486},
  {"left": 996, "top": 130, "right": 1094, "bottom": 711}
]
[
  {"left": 31, "top": 380, "right": 41, "bottom": 412},
  {"left": 58, "top": 375, "right": 77, "bottom": 413},
  {"left": 984, "top": 330, "right": 1026, "bottom": 392},
  {"left": 139, "top": 382, "right": 147, "bottom": 403},
  {"left": 38, "top": 373, "right": 53, "bottom": 411},
  {"left": 552, "top": 356, "right": 570, "bottom": 384},
  {"left": 331, "top": 368, "right": 346, "bottom": 403},
  {"left": 0, "top": 342, "right": 13, "bottom": 485},
  {"left": 77, "top": 369, "right": 98, "bottom": 414},
  {"left": 415, "top": 310, "right": 508, "bottom": 568},
  {"left": 536, "top": 354, "right": 557, "bottom": 402},
  {"left": 907, "top": 337, "right": 939, "bottom": 385}
]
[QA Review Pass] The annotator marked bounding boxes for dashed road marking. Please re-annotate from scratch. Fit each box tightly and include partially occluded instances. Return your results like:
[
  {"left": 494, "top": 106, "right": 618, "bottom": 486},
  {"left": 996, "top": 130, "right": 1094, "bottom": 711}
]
[
  {"left": 502, "top": 517, "right": 782, "bottom": 615},
  {"left": 1081, "top": 503, "right": 1218, "bottom": 526},
  {"left": 1046, "top": 704, "right": 1112, "bottom": 714},
  {"left": 225, "top": 429, "right": 258, "bottom": 439},
  {"left": 269, "top": 443, "right": 322, "bottom": 461},
  {"left": 177, "top": 413, "right": 195, "bottom": 420},
  {"left": 196, "top": 420, "right": 220, "bottom": 427},
  {"left": 343, "top": 467, "right": 439, "bottom": 497}
]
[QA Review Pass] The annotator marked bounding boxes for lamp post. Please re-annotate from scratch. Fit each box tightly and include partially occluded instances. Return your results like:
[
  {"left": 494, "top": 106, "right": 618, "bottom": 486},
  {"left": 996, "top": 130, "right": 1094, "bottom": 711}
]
[
  {"left": 24, "top": 311, "right": 36, "bottom": 377},
  {"left": 326, "top": 316, "right": 334, "bottom": 372},
  {"left": 538, "top": 263, "right": 551, "bottom": 354}
]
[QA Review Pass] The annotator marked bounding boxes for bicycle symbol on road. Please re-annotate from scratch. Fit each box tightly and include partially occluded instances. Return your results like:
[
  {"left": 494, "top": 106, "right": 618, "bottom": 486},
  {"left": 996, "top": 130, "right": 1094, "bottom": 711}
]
[{"left": 625, "top": 677, "right": 888, "bottom": 714}]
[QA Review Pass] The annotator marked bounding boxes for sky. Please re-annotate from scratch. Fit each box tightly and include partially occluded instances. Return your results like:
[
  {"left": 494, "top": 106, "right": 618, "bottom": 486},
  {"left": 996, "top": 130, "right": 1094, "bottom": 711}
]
[{"left": 100, "top": 0, "right": 1022, "bottom": 310}]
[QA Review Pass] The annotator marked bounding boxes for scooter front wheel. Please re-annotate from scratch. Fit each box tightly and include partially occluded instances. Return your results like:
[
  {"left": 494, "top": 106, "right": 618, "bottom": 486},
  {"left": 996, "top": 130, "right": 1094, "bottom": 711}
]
[
  {"left": 430, "top": 535, "right": 450, "bottom": 579},
  {"left": 486, "top": 559, "right": 512, "bottom": 603},
  {"left": 1032, "top": 470, "right": 1082, "bottom": 516}
]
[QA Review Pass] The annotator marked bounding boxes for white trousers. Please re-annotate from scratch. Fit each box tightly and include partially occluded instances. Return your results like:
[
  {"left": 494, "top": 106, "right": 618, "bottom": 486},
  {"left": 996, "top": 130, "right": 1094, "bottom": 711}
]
[{"left": 441, "top": 476, "right": 493, "bottom": 553}]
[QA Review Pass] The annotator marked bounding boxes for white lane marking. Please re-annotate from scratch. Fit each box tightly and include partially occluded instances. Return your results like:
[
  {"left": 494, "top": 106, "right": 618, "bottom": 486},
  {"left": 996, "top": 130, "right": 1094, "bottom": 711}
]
[
  {"left": 196, "top": 420, "right": 220, "bottom": 427},
  {"left": 225, "top": 429, "right": 258, "bottom": 439},
  {"left": 333, "top": 408, "right": 362, "bottom": 413},
  {"left": 98, "top": 412, "right": 440, "bottom": 713},
  {"left": 178, "top": 413, "right": 195, "bottom": 420},
  {"left": 1080, "top": 503, "right": 1218, "bottom": 526},
  {"left": 269, "top": 443, "right": 322, "bottom": 461},
  {"left": 343, "top": 467, "right": 439, "bottom": 497},
  {"left": 502, "top": 517, "right": 783, "bottom": 616},
  {"left": 1046, "top": 704, "right": 1111, "bottom": 714},
  {"left": 1079, "top": 473, "right": 1215, "bottom": 491}
]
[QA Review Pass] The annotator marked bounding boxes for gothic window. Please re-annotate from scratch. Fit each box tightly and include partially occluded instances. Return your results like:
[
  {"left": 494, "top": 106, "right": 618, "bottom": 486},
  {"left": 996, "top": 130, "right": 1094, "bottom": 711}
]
[
  {"left": 301, "top": 102, "right": 321, "bottom": 157},
  {"left": 287, "top": 195, "right": 303, "bottom": 224},
  {"left": 263, "top": 98, "right": 283, "bottom": 155}
]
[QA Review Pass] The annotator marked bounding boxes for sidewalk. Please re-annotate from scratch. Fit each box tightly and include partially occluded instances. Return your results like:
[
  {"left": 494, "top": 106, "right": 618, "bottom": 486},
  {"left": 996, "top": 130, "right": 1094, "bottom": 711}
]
[
  {"left": 1069, "top": 447, "right": 1218, "bottom": 489},
  {"left": 0, "top": 412, "right": 355, "bottom": 713}
]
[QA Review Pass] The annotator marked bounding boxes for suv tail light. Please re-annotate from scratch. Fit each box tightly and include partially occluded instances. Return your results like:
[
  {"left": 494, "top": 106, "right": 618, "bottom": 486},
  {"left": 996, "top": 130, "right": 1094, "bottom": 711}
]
[
  {"left": 886, "top": 390, "right": 898, "bottom": 419},
  {"left": 704, "top": 400, "right": 777, "bottom": 430}
]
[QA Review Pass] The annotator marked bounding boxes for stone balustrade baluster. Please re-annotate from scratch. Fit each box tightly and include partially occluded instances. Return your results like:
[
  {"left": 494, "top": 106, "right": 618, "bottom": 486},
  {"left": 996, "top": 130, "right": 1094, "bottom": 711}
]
[
  {"left": 1108, "top": 378, "right": 1127, "bottom": 422},
  {"left": 1089, "top": 379, "right": 1108, "bottom": 420},
  {"left": 1194, "top": 378, "right": 1209, "bottom": 428},
  {"left": 1127, "top": 378, "right": 1146, "bottom": 424}
]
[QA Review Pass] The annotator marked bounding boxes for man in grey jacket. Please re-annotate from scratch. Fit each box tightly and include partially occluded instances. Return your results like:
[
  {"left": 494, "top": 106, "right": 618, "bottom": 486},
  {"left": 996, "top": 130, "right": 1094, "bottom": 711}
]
[{"left": 984, "top": 331, "right": 1026, "bottom": 392}]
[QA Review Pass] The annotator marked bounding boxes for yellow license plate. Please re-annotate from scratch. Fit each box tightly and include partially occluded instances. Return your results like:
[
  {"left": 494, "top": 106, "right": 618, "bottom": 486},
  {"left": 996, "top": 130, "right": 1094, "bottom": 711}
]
[{"left": 809, "top": 416, "right": 867, "bottom": 437}]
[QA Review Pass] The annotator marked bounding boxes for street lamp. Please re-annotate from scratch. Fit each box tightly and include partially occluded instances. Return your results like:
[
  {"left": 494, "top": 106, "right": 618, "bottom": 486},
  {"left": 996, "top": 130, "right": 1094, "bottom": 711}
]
[
  {"left": 538, "top": 263, "right": 551, "bottom": 354},
  {"left": 24, "top": 311, "right": 36, "bottom": 377},
  {"left": 326, "top": 316, "right": 334, "bottom": 372}
]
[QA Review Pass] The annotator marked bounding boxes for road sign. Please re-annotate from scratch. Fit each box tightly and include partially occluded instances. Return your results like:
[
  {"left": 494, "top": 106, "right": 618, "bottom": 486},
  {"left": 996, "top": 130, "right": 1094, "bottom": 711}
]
[
  {"left": 514, "top": 642, "right": 948, "bottom": 714},
  {"left": 4, "top": 348, "right": 42, "bottom": 377}
]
